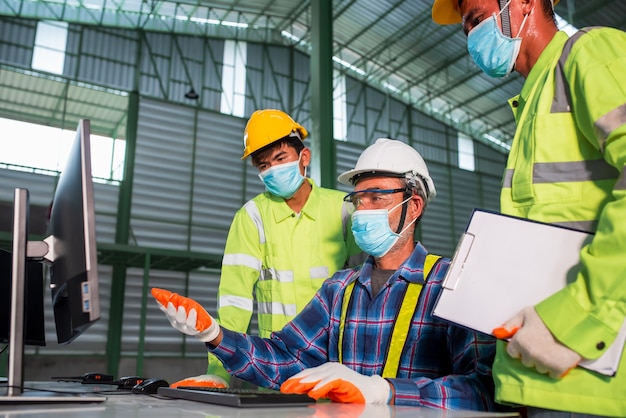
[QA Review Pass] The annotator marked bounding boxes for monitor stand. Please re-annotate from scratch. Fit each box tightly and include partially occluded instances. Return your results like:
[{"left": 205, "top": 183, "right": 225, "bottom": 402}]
[{"left": 1, "top": 189, "right": 104, "bottom": 404}]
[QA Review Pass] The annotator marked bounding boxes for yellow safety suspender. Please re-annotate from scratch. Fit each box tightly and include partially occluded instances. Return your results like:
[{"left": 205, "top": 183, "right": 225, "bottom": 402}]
[{"left": 337, "top": 254, "right": 442, "bottom": 378}]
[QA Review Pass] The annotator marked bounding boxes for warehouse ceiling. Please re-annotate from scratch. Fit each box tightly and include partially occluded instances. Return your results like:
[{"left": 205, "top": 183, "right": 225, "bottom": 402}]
[{"left": 1, "top": 0, "right": 624, "bottom": 153}]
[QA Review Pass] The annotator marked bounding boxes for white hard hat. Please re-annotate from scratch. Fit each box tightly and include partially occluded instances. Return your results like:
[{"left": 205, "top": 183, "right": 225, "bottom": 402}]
[{"left": 338, "top": 138, "right": 436, "bottom": 201}]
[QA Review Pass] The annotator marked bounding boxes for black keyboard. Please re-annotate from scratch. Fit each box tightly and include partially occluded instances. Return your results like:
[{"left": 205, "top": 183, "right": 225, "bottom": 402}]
[
  {"left": 158, "top": 385, "right": 315, "bottom": 407},
  {"left": 178, "top": 386, "right": 285, "bottom": 395}
]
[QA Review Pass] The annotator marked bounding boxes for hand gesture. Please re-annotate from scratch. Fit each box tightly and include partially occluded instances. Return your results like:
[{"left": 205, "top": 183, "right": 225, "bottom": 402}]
[{"left": 151, "top": 288, "right": 221, "bottom": 344}]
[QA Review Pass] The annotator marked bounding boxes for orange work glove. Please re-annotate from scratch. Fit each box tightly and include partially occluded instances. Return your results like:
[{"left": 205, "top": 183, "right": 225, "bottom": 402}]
[
  {"left": 280, "top": 363, "right": 390, "bottom": 404},
  {"left": 151, "top": 288, "right": 221, "bottom": 343},
  {"left": 169, "top": 374, "right": 228, "bottom": 389},
  {"left": 493, "top": 306, "right": 582, "bottom": 379}
]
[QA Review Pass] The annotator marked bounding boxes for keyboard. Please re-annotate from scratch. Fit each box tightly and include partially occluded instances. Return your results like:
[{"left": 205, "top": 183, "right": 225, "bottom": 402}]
[{"left": 158, "top": 385, "right": 315, "bottom": 408}]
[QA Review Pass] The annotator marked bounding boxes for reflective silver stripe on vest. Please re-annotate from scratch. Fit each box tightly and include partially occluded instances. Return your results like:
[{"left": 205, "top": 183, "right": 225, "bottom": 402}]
[
  {"left": 551, "top": 27, "right": 599, "bottom": 113},
  {"left": 244, "top": 200, "right": 265, "bottom": 244},
  {"left": 549, "top": 27, "right": 626, "bottom": 153},
  {"left": 219, "top": 295, "right": 254, "bottom": 312},
  {"left": 533, "top": 160, "right": 619, "bottom": 183},
  {"left": 261, "top": 267, "right": 326, "bottom": 281},
  {"left": 341, "top": 202, "right": 350, "bottom": 241},
  {"left": 552, "top": 220, "right": 597, "bottom": 233},
  {"left": 222, "top": 253, "right": 262, "bottom": 271},
  {"left": 595, "top": 103, "right": 626, "bottom": 151},
  {"left": 503, "top": 169, "right": 513, "bottom": 188},
  {"left": 258, "top": 301, "right": 297, "bottom": 316},
  {"left": 310, "top": 266, "right": 329, "bottom": 280},
  {"left": 616, "top": 167, "right": 626, "bottom": 190},
  {"left": 503, "top": 160, "right": 619, "bottom": 187},
  {"left": 260, "top": 267, "right": 294, "bottom": 282}
]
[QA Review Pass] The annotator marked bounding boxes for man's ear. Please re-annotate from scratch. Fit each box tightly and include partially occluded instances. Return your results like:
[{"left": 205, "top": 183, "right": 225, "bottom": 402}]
[
  {"left": 300, "top": 147, "right": 311, "bottom": 168},
  {"left": 411, "top": 193, "right": 425, "bottom": 219},
  {"left": 519, "top": 0, "right": 534, "bottom": 16}
]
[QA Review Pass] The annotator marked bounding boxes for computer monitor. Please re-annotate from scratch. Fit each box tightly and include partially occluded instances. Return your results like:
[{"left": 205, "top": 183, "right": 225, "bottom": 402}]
[
  {"left": 0, "top": 249, "right": 46, "bottom": 347},
  {"left": 2, "top": 119, "right": 103, "bottom": 403},
  {"left": 46, "top": 119, "right": 100, "bottom": 344}
]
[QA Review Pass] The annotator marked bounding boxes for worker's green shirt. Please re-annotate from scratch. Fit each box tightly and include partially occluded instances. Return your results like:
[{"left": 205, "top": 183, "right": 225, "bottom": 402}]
[{"left": 497, "top": 28, "right": 626, "bottom": 417}]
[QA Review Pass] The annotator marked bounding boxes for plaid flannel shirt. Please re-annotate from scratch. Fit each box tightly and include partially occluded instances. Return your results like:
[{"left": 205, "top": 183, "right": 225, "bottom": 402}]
[{"left": 211, "top": 242, "right": 497, "bottom": 410}]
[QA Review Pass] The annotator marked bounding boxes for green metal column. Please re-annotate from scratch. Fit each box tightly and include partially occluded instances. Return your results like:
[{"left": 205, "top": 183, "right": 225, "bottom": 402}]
[
  {"left": 136, "top": 252, "right": 151, "bottom": 376},
  {"left": 106, "top": 90, "right": 139, "bottom": 376},
  {"left": 310, "top": 0, "right": 335, "bottom": 188}
]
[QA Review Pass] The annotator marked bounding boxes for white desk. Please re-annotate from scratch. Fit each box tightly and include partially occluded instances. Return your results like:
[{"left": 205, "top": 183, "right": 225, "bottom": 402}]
[{"left": 0, "top": 382, "right": 520, "bottom": 418}]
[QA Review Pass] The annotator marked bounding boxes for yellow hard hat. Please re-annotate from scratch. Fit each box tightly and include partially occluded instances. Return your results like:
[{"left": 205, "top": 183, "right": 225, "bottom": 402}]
[
  {"left": 432, "top": 0, "right": 560, "bottom": 25},
  {"left": 241, "top": 109, "right": 308, "bottom": 159}
]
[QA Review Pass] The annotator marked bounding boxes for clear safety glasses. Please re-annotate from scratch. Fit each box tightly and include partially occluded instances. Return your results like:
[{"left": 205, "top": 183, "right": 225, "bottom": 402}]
[{"left": 343, "top": 188, "right": 405, "bottom": 213}]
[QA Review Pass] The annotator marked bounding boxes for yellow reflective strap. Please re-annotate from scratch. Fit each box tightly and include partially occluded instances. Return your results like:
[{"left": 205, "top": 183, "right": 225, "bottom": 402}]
[
  {"left": 382, "top": 254, "right": 441, "bottom": 379},
  {"left": 382, "top": 284, "right": 421, "bottom": 378},
  {"left": 338, "top": 281, "right": 356, "bottom": 365},
  {"left": 423, "top": 254, "right": 442, "bottom": 280},
  {"left": 337, "top": 254, "right": 441, "bottom": 373}
]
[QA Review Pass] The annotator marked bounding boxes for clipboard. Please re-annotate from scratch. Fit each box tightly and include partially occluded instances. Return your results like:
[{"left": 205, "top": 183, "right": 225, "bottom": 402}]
[{"left": 432, "top": 209, "right": 626, "bottom": 376}]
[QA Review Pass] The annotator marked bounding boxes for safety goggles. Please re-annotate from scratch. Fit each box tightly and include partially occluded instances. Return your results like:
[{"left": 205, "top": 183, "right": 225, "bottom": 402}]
[{"left": 343, "top": 188, "right": 405, "bottom": 212}]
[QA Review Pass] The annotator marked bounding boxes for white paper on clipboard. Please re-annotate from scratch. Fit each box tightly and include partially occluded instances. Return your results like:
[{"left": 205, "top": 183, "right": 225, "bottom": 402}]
[{"left": 432, "top": 209, "right": 626, "bottom": 376}]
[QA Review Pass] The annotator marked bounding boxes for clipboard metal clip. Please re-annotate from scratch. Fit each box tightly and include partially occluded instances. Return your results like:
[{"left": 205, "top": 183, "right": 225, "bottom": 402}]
[{"left": 441, "top": 232, "right": 475, "bottom": 290}]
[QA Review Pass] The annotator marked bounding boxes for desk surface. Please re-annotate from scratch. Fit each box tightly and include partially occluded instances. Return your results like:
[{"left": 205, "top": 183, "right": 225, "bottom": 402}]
[{"left": 0, "top": 382, "right": 520, "bottom": 418}]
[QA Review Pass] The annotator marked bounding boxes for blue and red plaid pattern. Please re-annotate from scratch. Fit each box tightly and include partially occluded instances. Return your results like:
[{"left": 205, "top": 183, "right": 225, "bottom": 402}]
[{"left": 211, "top": 242, "right": 497, "bottom": 410}]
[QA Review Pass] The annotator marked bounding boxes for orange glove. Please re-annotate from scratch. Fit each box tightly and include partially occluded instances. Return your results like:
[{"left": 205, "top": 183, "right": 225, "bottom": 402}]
[
  {"left": 151, "top": 288, "right": 220, "bottom": 343},
  {"left": 280, "top": 363, "right": 390, "bottom": 404},
  {"left": 170, "top": 374, "right": 228, "bottom": 389},
  {"left": 493, "top": 306, "right": 582, "bottom": 379}
]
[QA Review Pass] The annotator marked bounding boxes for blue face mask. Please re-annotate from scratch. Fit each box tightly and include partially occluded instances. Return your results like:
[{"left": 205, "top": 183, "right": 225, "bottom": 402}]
[
  {"left": 351, "top": 197, "right": 416, "bottom": 258},
  {"left": 258, "top": 156, "right": 305, "bottom": 199},
  {"left": 467, "top": 3, "right": 528, "bottom": 78}
]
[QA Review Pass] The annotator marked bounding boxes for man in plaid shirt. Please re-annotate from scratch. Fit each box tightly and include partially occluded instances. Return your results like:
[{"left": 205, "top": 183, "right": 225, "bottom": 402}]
[{"left": 153, "top": 138, "right": 498, "bottom": 410}]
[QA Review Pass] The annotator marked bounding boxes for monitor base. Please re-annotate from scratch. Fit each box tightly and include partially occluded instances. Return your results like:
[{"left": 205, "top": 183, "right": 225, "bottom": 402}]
[{"left": 0, "top": 390, "right": 106, "bottom": 404}]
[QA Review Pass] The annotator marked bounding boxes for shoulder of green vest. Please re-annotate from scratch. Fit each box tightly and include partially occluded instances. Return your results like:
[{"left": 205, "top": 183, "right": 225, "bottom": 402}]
[
  {"left": 552, "top": 26, "right": 605, "bottom": 113},
  {"left": 316, "top": 185, "right": 347, "bottom": 200}
]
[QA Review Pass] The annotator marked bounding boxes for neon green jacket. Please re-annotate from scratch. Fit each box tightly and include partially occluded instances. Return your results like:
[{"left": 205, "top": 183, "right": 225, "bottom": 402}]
[
  {"left": 207, "top": 178, "right": 362, "bottom": 380},
  {"left": 496, "top": 29, "right": 626, "bottom": 416}
]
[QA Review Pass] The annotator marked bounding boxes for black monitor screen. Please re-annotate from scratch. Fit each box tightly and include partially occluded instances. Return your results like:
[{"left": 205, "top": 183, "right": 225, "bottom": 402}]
[
  {"left": 46, "top": 119, "right": 100, "bottom": 344},
  {"left": 0, "top": 249, "right": 45, "bottom": 346}
]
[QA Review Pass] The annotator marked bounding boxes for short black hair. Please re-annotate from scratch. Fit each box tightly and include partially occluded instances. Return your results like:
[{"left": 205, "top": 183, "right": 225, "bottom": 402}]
[
  {"left": 250, "top": 135, "right": 305, "bottom": 166},
  {"left": 539, "top": 0, "right": 556, "bottom": 23}
]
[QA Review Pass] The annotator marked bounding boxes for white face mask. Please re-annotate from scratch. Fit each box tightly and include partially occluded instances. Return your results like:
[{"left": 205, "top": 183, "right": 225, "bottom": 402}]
[
  {"left": 257, "top": 154, "right": 305, "bottom": 199},
  {"left": 467, "top": 0, "right": 528, "bottom": 78},
  {"left": 350, "top": 197, "right": 417, "bottom": 257}
]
